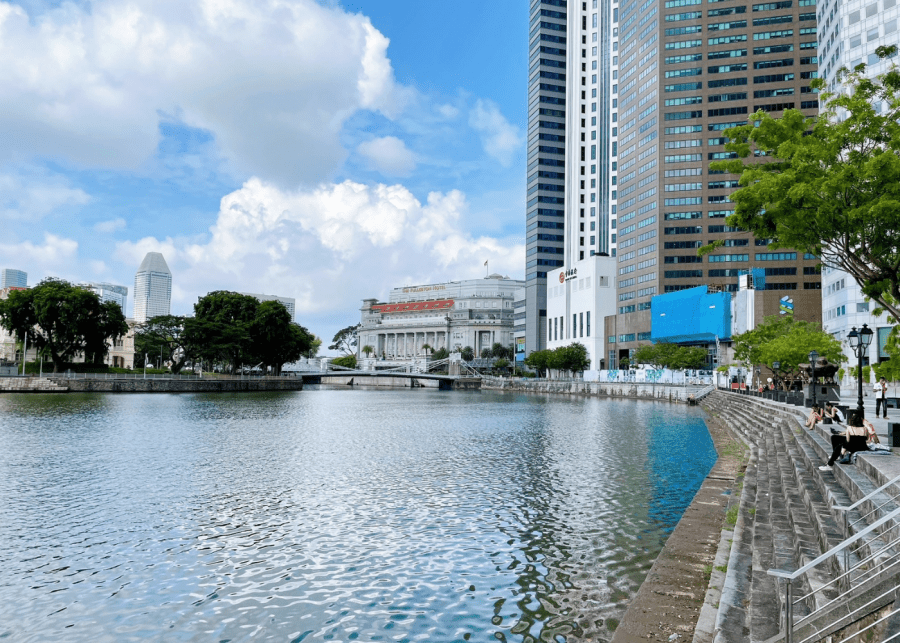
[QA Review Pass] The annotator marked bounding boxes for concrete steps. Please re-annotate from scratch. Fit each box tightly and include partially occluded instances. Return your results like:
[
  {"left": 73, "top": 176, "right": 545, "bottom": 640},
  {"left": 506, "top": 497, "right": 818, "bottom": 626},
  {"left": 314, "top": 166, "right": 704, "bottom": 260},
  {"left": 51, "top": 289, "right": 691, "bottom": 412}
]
[
  {"left": 0, "top": 376, "right": 68, "bottom": 392},
  {"left": 701, "top": 392, "right": 900, "bottom": 643}
]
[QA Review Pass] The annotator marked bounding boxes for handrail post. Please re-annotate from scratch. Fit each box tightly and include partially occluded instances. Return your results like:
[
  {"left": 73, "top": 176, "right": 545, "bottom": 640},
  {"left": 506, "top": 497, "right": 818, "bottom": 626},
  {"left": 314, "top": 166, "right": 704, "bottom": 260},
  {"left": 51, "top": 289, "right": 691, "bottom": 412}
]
[{"left": 786, "top": 578, "right": 794, "bottom": 643}]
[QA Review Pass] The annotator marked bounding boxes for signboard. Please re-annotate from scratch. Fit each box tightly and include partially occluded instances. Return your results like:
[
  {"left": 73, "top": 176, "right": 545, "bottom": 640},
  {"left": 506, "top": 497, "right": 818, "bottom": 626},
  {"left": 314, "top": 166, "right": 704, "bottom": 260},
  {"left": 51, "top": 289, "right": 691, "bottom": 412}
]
[
  {"left": 402, "top": 285, "right": 447, "bottom": 294},
  {"left": 516, "top": 337, "right": 526, "bottom": 354},
  {"left": 779, "top": 295, "right": 794, "bottom": 316}
]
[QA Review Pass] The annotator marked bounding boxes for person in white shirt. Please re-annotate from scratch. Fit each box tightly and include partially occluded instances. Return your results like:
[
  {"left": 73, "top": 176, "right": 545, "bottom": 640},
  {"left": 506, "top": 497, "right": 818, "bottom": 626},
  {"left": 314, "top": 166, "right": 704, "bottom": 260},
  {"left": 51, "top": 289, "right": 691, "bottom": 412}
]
[{"left": 875, "top": 377, "right": 888, "bottom": 419}]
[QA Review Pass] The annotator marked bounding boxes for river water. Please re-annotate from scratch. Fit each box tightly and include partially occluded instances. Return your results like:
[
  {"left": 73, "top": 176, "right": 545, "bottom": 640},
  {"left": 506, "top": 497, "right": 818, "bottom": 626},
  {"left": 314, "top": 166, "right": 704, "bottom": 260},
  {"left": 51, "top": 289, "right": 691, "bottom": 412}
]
[{"left": 0, "top": 389, "right": 715, "bottom": 643}]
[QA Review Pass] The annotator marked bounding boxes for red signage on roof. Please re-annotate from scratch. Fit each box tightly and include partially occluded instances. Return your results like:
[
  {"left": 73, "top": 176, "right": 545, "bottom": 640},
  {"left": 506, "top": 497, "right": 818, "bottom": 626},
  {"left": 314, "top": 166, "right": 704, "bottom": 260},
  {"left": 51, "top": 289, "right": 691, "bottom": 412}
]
[{"left": 372, "top": 299, "right": 455, "bottom": 313}]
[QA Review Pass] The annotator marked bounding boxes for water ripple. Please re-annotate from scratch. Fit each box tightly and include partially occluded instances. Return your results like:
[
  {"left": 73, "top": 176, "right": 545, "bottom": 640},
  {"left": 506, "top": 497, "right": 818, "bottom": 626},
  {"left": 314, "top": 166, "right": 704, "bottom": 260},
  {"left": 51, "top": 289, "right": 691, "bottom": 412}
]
[{"left": 0, "top": 389, "right": 715, "bottom": 642}]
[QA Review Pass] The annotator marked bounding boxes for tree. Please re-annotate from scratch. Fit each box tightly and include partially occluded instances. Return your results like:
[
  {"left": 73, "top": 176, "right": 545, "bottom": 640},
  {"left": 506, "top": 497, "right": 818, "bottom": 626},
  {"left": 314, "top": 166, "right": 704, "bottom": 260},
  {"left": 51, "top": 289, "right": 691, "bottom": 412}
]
[
  {"left": 524, "top": 349, "right": 551, "bottom": 378},
  {"left": 730, "top": 316, "right": 796, "bottom": 370},
  {"left": 704, "top": 46, "right": 900, "bottom": 323},
  {"left": 757, "top": 323, "right": 844, "bottom": 389},
  {"left": 480, "top": 347, "right": 493, "bottom": 359},
  {"left": 135, "top": 315, "right": 190, "bottom": 373},
  {"left": 491, "top": 342, "right": 512, "bottom": 360},
  {"left": 558, "top": 343, "right": 591, "bottom": 375},
  {"left": 431, "top": 347, "right": 449, "bottom": 360},
  {"left": 460, "top": 346, "right": 475, "bottom": 361},
  {"left": 187, "top": 291, "right": 260, "bottom": 372},
  {"left": 251, "top": 301, "right": 314, "bottom": 375},
  {"left": 331, "top": 354, "right": 357, "bottom": 369},
  {"left": 632, "top": 342, "right": 708, "bottom": 370},
  {"left": 0, "top": 278, "right": 127, "bottom": 372},
  {"left": 330, "top": 324, "right": 359, "bottom": 355},
  {"left": 361, "top": 345, "right": 374, "bottom": 357}
]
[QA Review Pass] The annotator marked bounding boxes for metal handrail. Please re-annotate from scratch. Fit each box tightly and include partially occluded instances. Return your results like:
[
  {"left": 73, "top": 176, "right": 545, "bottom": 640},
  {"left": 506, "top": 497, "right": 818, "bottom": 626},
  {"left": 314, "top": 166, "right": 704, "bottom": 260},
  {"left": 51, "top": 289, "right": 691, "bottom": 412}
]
[
  {"left": 833, "top": 472, "right": 900, "bottom": 514},
  {"left": 768, "top": 505, "right": 900, "bottom": 643}
]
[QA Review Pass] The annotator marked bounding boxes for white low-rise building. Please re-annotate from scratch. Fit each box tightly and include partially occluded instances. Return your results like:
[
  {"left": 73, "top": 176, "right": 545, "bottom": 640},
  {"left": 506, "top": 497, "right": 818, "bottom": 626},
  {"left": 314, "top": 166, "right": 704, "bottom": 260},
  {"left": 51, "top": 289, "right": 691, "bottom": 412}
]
[
  {"left": 546, "top": 255, "right": 617, "bottom": 373},
  {"left": 357, "top": 275, "right": 525, "bottom": 361}
]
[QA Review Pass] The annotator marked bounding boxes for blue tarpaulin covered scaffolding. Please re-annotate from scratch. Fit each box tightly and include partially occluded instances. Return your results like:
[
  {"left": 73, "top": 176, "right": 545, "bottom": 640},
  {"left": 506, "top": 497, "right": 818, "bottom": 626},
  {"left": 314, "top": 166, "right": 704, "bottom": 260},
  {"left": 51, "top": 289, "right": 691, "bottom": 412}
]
[{"left": 650, "top": 286, "right": 732, "bottom": 344}]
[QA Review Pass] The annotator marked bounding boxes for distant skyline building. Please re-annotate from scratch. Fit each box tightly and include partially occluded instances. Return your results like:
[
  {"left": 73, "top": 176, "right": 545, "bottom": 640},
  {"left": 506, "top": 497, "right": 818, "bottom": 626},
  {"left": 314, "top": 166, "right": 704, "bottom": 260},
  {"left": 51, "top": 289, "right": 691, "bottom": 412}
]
[
  {"left": 240, "top": 293, "right": 296, "bottom": 321},
  {"left": 1, "top": 269, "right": 27, "bottom": 289},
  {"left": 133, "top": 252, "right": 172, "bottom": 323},
  {"left": 81, "top": 282, "right": 128, "bottom": 314}
]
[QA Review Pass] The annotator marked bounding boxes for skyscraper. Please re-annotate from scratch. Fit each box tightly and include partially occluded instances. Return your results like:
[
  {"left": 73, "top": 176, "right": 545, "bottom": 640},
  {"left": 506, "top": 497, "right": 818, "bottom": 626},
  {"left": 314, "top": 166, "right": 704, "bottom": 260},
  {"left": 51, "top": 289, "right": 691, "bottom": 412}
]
[
  {"left": 1, "top": 269, "right": 27, "bottom": 289},
  {"left": 80, "top": 282, "right": 129, "bottom": 314},
  {"left": 240, "top": 293, "right": 297, "bottom": 321},
  {"left": 133, "top": 252, "right": 172, "bottom": 323}
]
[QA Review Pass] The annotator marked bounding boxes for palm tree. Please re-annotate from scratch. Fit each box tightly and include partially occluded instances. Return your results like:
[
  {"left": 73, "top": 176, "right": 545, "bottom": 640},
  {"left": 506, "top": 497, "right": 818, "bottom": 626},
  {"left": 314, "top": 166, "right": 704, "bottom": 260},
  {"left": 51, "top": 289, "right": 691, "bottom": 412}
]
[{"left": 362, "top": 345, "right": 374, "bottom": 357}]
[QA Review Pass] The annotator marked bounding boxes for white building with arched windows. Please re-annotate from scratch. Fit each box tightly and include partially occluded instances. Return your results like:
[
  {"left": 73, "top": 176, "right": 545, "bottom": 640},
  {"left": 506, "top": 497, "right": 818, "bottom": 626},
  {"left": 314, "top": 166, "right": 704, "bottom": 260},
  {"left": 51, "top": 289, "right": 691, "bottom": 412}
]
[{"left": 357, "top": 275, "right": 525, "bottom": 361}]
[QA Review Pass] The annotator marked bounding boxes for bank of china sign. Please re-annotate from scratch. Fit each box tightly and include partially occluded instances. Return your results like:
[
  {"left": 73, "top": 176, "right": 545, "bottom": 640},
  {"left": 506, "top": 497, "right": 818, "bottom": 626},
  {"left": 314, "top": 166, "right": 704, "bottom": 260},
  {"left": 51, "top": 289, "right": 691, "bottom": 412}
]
[{"left": 559, "top": 268, "right": 578, "bottom": 283}]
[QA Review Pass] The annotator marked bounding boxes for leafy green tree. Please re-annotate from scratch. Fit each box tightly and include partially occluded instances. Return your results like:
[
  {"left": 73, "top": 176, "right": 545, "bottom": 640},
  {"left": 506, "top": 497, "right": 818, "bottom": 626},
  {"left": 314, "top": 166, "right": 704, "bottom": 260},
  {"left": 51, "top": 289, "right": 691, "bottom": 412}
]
[
  {"left": 757, "top": 323, "right": 844, "bottom": 389},
  {"left": 460, "top": 346, "right": 475, "bottom": 361},
  {"left": 633, "top": 343, "right": 708, "bottom": 370},
  {"left": 251, "top": 301, "right": 314, "bottom": 375},
  {"left": 730, "top": 316, "right": 797, "bottom": 370},
  {"left": 331, "top": 354, "right": 357, "bottom": 369},
  {"left": 135, "top": 315, "right": 190, "bottom": 373},
  {"left": 186, "top": 291, "right": 259, "bottom": 372},
  {"left": 0, "top": 278, "right": 127, "bottom": 372},
  {"left": 329, "top": 324, "right": 359, "bottom": 355},
  {"left": 480, "top": 347, "right": 493, "bottom": 359},
  {"left": 361, "top": 344, "right": 374, "bottom": 357},
  {"left": 431, "top": 347, "right": 449, "bottom": 360},
  {"left": 547, "top": 343, "right": 591, "bottom": 377},
  {"left": 494, "top": 357, "right": 510, "bottom": 371},
  {"left": 524, "top": 349, "right": 551, "bottom": 378},
  {"left": 491, "top": 342, "right": 513, "bottom": 360},
  {"left": 705, "top": 45, "right": 900, "bottom": 322}
]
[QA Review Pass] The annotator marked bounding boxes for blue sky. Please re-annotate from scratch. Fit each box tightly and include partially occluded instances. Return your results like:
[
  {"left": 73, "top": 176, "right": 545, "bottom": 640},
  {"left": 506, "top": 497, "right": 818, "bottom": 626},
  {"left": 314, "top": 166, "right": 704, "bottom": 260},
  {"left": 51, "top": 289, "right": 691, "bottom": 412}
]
[{"left": 0, "top": 0, "right": 529, "bottom": 345}]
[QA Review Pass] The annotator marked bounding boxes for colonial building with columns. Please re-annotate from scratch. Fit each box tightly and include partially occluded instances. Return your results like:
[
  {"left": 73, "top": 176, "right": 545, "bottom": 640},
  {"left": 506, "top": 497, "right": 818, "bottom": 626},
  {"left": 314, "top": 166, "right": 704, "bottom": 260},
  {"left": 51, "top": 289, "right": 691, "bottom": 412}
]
[{"left": 357, "top": 275, "right": 526, "bottom": 361}]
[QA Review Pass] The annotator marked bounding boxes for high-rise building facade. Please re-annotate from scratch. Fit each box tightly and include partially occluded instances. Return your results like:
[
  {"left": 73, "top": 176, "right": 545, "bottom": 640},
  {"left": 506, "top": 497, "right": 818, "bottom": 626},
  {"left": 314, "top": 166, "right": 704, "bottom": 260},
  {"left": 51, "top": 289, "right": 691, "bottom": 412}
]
[
  {"left": 81, "top": 282, "right": 128, "bottom": 314},
  {"left": 525, "top": 0, "right": 616, "bottom": 359},
  {"left": 605, "top": 0, "right": 823, "bottom": 367},
  {"left": 1, "top": 269, "right": 27, "bottom": 289},
  {"left": 524, "top": 2, "right": 568, "bottom": 357},
  {"left": 133, "top": 252, "right": 172, "bottom": 323}
]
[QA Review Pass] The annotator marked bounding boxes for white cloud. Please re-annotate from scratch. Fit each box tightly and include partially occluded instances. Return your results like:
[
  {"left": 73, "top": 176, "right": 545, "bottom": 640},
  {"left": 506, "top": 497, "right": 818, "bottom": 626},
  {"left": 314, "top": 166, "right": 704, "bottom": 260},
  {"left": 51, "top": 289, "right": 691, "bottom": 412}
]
[
  {"left": 0, "top": 0, "right": 408, "bottom": 185},
  {"left": 113, "top": 178, "right": 524, "bottom": 339},
  {"left": 357, "top": 136, "right": 417, "bottom": 176},
  {"left": 437, "top": 104, "right": 460, "bottom": 120},
  {"left": 468, "top": 99, "right": 522, "bottom": 167},
  {"left": 0, "top": 170, "right": 90, "bottom": 221},
  {"left": 94, "top": 217, "right": 127, "bottom": 233},
  {"left": 0, "top": 234, "right": 80, "bottom": 279}
]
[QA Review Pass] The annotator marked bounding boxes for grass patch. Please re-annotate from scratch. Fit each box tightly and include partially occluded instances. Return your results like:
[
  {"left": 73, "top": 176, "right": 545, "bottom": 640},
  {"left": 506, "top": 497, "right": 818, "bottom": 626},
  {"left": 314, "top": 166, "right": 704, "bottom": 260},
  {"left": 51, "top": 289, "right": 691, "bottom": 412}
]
[
  {"left": 715, "top": 565, "right": 728, "bottom": 573},
  {"left": 726, "top": 505, "right": 739, "bottom": 526},
  {"left": 749, "top": 507, "right": 756, "bottom": 516}
]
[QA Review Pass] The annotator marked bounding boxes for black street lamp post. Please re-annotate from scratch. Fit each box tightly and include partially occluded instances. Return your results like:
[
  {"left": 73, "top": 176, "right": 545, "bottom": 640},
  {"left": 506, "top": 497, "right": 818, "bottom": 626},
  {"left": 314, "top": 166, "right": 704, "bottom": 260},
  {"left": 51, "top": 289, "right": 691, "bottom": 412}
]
[
  {"left": 808, "top": 350, "right": 819, "bottom": 408},
  {"left": 756, "top": 367, "right": 761, "bottom": 393},
  {"left": 848, "top": 324, "right": 875, "bottom": 419},
  {"left": 772, "top": 361, "right": 781, "bottom": 391}
]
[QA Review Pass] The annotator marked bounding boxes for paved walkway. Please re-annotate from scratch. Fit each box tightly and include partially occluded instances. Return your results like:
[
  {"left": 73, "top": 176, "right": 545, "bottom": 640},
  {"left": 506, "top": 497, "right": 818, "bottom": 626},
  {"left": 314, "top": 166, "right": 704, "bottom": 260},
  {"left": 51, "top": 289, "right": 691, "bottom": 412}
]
[{"left": 835, "top": 387, "right": 898, "bottom": 444}]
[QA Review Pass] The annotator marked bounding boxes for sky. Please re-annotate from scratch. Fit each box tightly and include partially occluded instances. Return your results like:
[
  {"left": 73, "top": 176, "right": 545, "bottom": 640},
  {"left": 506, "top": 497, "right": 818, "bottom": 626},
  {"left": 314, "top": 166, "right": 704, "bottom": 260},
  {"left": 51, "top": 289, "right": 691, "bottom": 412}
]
[{"left": 1, "top": 0, "right": 529, "bottom": 346}]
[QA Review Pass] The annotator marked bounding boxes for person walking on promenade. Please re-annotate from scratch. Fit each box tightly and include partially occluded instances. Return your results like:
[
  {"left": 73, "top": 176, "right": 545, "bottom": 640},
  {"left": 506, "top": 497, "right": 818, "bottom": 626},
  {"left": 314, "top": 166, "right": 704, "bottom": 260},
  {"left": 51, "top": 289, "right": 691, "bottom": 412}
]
[
  {"left": 875, "top": 377, "right": 889, "bottom": 419},
  {"left": 819, "top": 413, "right": 869, "bottom": 470}
]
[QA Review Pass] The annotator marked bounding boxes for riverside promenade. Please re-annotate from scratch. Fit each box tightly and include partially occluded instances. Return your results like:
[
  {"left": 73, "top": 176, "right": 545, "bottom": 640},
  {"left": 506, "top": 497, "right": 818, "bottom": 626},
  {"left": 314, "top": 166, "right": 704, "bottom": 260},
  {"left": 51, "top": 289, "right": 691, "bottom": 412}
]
[{"left": 0, "top": 374, "right": 303, "bottom": 393}]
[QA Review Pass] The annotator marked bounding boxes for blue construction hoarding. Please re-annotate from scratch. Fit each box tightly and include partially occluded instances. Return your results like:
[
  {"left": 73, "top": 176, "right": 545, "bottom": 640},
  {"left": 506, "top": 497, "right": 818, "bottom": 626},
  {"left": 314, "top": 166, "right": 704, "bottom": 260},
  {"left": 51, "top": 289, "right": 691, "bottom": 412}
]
[{"left": 650, "top": 286, "right": 732, "bottom": 344}]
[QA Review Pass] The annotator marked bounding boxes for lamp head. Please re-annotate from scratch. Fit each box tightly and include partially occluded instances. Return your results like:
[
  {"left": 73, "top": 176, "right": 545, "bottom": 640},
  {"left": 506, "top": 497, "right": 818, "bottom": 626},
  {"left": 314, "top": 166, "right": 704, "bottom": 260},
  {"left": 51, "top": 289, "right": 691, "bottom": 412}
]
[
  {"left": 848, "top": 327, "right": 860, "bottom": 350},
  {"left": 773, "top": 361, "right": 780, "bottom": 371},
  {"left": 808, "top": 350, "right": 819, "bottom": 364},
  {"left": 860, "top": 323, "right": 874, "bottom": 348}
]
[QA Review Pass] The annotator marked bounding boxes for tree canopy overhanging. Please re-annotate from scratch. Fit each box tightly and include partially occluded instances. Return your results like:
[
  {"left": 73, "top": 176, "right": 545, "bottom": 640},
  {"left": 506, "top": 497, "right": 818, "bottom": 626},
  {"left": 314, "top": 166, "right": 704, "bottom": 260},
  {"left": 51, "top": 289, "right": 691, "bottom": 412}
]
[{"left": 704, "top": 45, "right": 900, "bottom": 322}]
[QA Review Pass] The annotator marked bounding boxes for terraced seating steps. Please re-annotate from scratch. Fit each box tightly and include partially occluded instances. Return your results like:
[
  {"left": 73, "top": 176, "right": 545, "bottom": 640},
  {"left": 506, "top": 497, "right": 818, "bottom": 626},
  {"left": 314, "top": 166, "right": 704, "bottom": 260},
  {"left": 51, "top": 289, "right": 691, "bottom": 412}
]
[{"left": 700, "top": 392, "right": 900, "bottom": 643}]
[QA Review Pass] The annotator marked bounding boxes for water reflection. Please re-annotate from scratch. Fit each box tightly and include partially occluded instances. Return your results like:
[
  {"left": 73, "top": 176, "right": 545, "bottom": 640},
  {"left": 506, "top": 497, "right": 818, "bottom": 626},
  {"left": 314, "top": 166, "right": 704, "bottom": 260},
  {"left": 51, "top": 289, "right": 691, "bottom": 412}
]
[{"left": 0, "top": 390, "right": 715, "bottom": 642}]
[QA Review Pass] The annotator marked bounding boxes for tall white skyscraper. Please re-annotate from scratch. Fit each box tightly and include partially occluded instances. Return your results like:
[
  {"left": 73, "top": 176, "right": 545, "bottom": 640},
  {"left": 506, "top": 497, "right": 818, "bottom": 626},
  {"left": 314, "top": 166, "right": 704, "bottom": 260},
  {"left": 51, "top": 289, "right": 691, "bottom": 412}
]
[
  {"left": 133, "top": 252, "right": 172, "bottom": 323},
  {"left": 1, "top": 269, "right": 27, "bottom": 289}
]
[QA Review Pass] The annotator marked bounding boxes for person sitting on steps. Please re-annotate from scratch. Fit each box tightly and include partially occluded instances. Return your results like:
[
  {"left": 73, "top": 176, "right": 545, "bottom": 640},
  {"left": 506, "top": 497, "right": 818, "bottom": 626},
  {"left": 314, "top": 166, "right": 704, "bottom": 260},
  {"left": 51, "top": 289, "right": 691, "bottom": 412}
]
[
  {"left": 805, "top": 404, "right": 822, "bottom": 429},
  {"left": 862, "top": 417, "right": 881, "bottom": 444},
  {"left": 819, "top": 413, "right": 869, "bottom": 470},
  {"left": 822, "top": 402, "right": 844, "bottom": 425}
]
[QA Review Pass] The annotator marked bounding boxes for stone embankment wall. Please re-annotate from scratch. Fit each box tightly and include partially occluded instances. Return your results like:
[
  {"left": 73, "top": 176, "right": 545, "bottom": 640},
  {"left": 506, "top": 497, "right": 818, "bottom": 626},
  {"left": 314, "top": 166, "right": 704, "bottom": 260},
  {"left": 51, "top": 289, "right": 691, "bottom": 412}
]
[
  {"left": 47, "top": 378, "right": 303, "bottom": 393},
  {"left": 481, "top": 376, "right": 705, "bottom": 402},
  {"left": 0, "top": 377, "right": 69, "bottom": 393}
]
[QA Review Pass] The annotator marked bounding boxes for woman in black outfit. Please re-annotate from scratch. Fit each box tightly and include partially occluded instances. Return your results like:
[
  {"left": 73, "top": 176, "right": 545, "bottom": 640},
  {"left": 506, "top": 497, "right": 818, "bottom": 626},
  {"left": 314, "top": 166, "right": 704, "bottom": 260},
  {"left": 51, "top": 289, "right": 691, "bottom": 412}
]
[{"left": 819, "top": 413, "right": 869, "bottom": 470}]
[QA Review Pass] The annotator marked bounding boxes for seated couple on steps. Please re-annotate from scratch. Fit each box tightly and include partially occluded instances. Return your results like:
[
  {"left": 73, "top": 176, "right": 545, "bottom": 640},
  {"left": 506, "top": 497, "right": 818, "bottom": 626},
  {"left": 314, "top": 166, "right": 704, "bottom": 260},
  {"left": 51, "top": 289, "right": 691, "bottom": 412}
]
[
  {"left": 806, "top": 402, "right": 843, "bottom": 429},
  {"left": 819, "top": 412, "right": 877, "bottom": 471}
]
